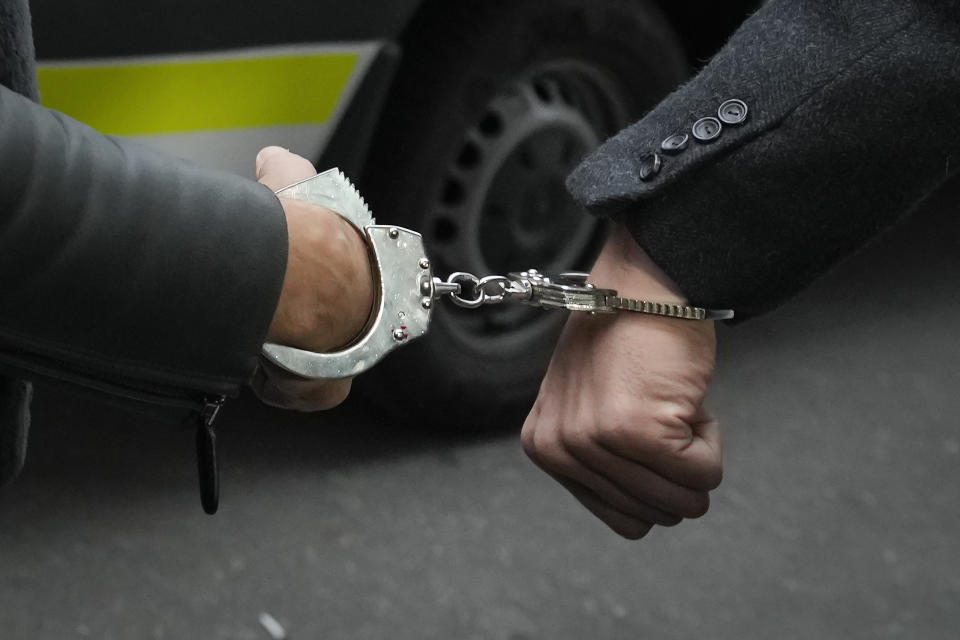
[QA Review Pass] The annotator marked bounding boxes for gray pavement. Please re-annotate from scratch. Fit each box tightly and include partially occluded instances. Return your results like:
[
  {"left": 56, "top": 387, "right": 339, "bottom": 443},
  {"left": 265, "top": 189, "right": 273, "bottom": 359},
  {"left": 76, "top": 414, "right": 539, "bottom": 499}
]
[{"left": 2, "top": 184, "right": 960, "bottom": 639}]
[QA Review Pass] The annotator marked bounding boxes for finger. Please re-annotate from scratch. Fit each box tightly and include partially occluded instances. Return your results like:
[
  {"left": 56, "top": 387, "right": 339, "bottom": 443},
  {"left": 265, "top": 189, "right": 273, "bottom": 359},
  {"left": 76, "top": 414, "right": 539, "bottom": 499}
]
[
  {"left": 553, "top": 475, "right": 654, "bottom": 540},
  {"left": 665, "top": 412, "right": 723, "bottom": 490},
  {"left": 596, "top": 412, "right": 724, "bottom": 491},
  {"left": 255, "top": 146, "right": 318, "bottom": 190},
  {"left": 261, "top": 376, "right": 351, "bottom": 412},
  {"left": 565, "top": 439, "right": 711, "bottom": 519},
  {"left": 690, "top": 412, "right": 723, "bottom": 474},
  {"left": 252, "top": 362, "right": 352, "bottom": 411},
  {"left": 522, "top": 424, "right": 681, "bottom": 526}
]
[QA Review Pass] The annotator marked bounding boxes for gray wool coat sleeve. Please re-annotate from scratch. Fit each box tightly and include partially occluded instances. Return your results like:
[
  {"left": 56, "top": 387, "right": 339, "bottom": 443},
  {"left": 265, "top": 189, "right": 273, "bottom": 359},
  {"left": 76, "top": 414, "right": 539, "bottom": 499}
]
[
  {"left": 0, "top": 83, "right": 289, "bottom": 396},
  {"left": 0, "top": 0, "right": 290, "bottom": 487},
  {"left": 567, "top": 0, "right": 960, "bottom": 319}
]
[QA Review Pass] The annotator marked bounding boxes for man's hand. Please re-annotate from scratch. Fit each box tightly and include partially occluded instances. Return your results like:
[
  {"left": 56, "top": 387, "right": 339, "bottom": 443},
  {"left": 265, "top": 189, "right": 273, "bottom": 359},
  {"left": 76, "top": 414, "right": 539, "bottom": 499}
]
[
  {"left": 251, "top": 146, "right": 375, "bottom": 411},
  {"left": 521, "top": 227, "right": 722, "bottom": 539}
]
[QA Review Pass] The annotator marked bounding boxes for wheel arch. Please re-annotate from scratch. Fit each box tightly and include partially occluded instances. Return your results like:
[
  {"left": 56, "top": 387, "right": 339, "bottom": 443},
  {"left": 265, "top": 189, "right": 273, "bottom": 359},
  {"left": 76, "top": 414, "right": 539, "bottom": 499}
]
[
  {"left": 395, "top": 0, "right": 763, "bottom": 73},
  {"left": 325, "top": 0, "right": 761, "bottom": 179}
]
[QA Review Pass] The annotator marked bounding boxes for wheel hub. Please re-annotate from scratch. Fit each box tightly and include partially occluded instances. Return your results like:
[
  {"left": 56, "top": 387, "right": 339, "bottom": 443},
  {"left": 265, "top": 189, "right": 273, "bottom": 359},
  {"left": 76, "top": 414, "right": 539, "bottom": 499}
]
[{"left": 427, "top": 65, "right": 628, "bottom": 352}]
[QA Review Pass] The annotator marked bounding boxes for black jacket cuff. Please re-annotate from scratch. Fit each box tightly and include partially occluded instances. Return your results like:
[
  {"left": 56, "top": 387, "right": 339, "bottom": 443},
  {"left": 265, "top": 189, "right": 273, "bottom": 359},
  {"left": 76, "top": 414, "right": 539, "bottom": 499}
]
[{"left": 568, "top": 0, "right": 960, "bottom": 319}]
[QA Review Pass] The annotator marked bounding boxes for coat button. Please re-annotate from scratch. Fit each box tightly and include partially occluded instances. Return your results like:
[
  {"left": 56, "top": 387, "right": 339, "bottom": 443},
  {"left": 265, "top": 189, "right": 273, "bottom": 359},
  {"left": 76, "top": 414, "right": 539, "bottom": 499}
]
[
  {"left": 660, "top": 132, "right": 689, "bottom": 155},
  {"left": 692, "top": 116, "right": 722, "bottom": 142},
  {"left": 638, "top": 153, "right": 662, "bottom": 181},
  {"left": 718, "top": 99, "right": 748, "bottom": 125}
]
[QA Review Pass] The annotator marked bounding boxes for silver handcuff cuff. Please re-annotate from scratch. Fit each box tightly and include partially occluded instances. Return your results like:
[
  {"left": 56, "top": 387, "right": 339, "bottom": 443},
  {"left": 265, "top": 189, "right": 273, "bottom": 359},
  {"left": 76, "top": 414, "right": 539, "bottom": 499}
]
[{"left": 261, "top": 169, "right": 734, "bottom": 379}]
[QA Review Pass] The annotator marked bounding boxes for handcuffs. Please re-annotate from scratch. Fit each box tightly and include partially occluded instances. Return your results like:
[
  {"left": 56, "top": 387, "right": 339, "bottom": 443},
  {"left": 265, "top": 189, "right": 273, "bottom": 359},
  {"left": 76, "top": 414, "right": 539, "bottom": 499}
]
[
  {"left": 198, "top": 169, "right": 736, "bottom": 515},
  {"left": 261, "top": 169, "right": 734, "bottom": 380}
]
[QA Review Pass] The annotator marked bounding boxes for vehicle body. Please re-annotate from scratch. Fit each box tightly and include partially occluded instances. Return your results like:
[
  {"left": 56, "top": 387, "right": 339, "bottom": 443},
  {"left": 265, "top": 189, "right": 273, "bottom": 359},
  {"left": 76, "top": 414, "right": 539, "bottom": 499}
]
[{"left": 31, "top": 0, "right": 759, "bottom": 426}]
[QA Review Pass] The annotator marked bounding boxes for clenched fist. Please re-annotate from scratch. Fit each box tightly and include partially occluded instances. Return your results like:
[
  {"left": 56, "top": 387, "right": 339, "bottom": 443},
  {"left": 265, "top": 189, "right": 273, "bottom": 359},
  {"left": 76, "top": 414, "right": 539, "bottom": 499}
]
[{"left": 522, "top": 227, "right": 722, "bottom": 539}]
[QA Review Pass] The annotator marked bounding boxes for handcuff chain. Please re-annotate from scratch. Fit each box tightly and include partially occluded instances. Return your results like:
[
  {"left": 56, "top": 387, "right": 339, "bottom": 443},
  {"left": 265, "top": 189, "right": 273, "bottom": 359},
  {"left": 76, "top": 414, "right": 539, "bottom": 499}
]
[{"left": 444, "top": 272, "right": 525, "bottom": 309}]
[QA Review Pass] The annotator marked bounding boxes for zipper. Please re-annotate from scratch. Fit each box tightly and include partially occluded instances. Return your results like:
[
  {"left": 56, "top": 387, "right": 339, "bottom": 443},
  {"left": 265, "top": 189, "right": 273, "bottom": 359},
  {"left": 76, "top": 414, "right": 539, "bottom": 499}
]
[
  {"left": 0, "top": 346, "right": 230, "bottom": 514},
  {"left": 196, "top": 395, "right": 225, "bottom": 514}
]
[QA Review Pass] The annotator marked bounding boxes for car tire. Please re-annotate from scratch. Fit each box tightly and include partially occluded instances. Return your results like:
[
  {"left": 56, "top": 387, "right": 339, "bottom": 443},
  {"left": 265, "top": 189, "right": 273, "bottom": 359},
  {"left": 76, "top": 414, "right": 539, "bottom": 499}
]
[{"left": 356, "top": 0, "right": 688, "bottom": 429}]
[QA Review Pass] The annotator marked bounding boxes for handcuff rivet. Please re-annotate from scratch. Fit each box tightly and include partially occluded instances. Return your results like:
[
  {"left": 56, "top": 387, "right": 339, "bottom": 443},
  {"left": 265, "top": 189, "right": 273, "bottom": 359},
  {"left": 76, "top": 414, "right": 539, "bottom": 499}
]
[
  {"left": 392, "top": 329, "right": 407, "bottom": 342},
  {"left": 388, "top": 227, "right": 400, "bottom": 239},
  {"left": 421, "top": 298, "right": 432, "bottom": 309},
  {"left": 419, "top": 258, "right": 430, "bottom": 270}
]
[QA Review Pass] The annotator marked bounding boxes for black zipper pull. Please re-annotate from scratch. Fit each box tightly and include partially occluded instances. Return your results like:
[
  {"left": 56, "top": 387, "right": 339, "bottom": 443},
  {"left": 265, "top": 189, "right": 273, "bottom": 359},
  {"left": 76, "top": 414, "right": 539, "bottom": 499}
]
[{"left": 196, "top": 396, "right": 225, "bottom": 514}]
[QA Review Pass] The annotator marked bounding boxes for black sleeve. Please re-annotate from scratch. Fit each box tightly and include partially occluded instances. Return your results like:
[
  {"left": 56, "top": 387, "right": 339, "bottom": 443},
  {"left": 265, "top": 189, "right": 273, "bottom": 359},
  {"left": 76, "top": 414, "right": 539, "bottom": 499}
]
[
  {"left": 0, "top": 84, "right": 288, "bottom": 396},
  {"left": 567, "top": 0, "right": 960, "bottom": 319}
]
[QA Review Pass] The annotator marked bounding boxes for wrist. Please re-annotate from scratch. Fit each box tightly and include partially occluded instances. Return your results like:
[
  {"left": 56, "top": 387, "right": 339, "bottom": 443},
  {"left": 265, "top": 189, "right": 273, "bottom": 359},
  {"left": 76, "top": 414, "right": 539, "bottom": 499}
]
[
  {"left": 589, "top": 226, "right": 686, "bottom": 302},
  {"left": 268, "top": 199, "right": 375, "bottom": 352},
  {"left": 585, "top": 226, "right": 717, "bottom": 371}
]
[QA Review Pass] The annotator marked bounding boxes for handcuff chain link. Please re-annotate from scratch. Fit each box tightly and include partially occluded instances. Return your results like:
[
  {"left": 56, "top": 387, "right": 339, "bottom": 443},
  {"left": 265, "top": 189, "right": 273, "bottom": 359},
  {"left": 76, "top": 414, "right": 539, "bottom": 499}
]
[{"left": 443, "top": 272, "right": 528, "bottom": 309}]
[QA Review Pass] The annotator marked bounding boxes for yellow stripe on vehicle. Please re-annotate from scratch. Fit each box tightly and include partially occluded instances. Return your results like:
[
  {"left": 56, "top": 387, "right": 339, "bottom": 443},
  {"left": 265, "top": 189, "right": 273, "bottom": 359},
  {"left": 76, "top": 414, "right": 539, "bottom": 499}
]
[{"left": 37, "top": 51, "right": 358, "bottom": 136}]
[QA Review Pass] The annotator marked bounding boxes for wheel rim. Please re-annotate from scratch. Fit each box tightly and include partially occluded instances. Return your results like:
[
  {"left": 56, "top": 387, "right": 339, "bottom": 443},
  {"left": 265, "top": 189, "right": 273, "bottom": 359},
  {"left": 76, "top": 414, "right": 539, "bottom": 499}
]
[{"left": 426, "top": 61, "right": 632, "bottom": 354}]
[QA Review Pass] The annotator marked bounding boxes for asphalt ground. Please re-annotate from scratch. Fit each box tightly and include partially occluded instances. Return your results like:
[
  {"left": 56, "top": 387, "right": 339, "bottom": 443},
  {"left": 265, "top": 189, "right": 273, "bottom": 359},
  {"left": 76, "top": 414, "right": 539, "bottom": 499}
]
[{"left": 1, "top": 182, "right": 959, "bottom": 639}]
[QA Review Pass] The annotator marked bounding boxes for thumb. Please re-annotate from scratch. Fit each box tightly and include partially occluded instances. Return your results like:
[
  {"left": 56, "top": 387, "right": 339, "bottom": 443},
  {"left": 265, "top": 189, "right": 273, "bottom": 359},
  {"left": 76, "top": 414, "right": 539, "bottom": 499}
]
[{"left": 256, "top": 146, "right": 317, "bottom": 191}]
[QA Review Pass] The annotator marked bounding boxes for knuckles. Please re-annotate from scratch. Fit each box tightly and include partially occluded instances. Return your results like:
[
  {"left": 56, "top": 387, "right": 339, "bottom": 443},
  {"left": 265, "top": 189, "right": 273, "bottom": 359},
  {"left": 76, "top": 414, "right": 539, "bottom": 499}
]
[
  {"left": 521, "top": 395, "right": 721, "bottom": 539},
  {"left": 520, "top": 419, "right": 570, "bottom": 475},
  {"left": 519, "top": 412, "right": 539, "bottom": 458},
  {"left": 560, "top": 422, "right": 598, "bottom": 459}
]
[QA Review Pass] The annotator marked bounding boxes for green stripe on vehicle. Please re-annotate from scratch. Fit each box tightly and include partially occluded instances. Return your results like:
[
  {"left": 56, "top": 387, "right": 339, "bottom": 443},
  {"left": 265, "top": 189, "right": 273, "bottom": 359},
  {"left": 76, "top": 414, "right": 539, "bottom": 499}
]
[{"left": 37, "top": 52, "right": 358, "bottom": 136}]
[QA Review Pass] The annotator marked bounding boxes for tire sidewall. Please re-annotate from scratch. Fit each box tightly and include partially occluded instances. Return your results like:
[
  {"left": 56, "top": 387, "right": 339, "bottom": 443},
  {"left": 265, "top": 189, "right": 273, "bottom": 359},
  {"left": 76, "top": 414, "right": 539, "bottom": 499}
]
[{"left": 358, "top": 0, "right": 689, "bottom": 422}]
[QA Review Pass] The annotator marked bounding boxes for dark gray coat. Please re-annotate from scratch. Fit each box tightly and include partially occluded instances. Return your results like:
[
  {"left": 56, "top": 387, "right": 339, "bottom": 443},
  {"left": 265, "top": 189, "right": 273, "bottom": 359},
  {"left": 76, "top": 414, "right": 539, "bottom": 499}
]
[
  {"left": 0, "top": 0, "right": 288, "bottom": 483},
  {"left": 569, "top": 0, "right": 960, "bottom": 319}
]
